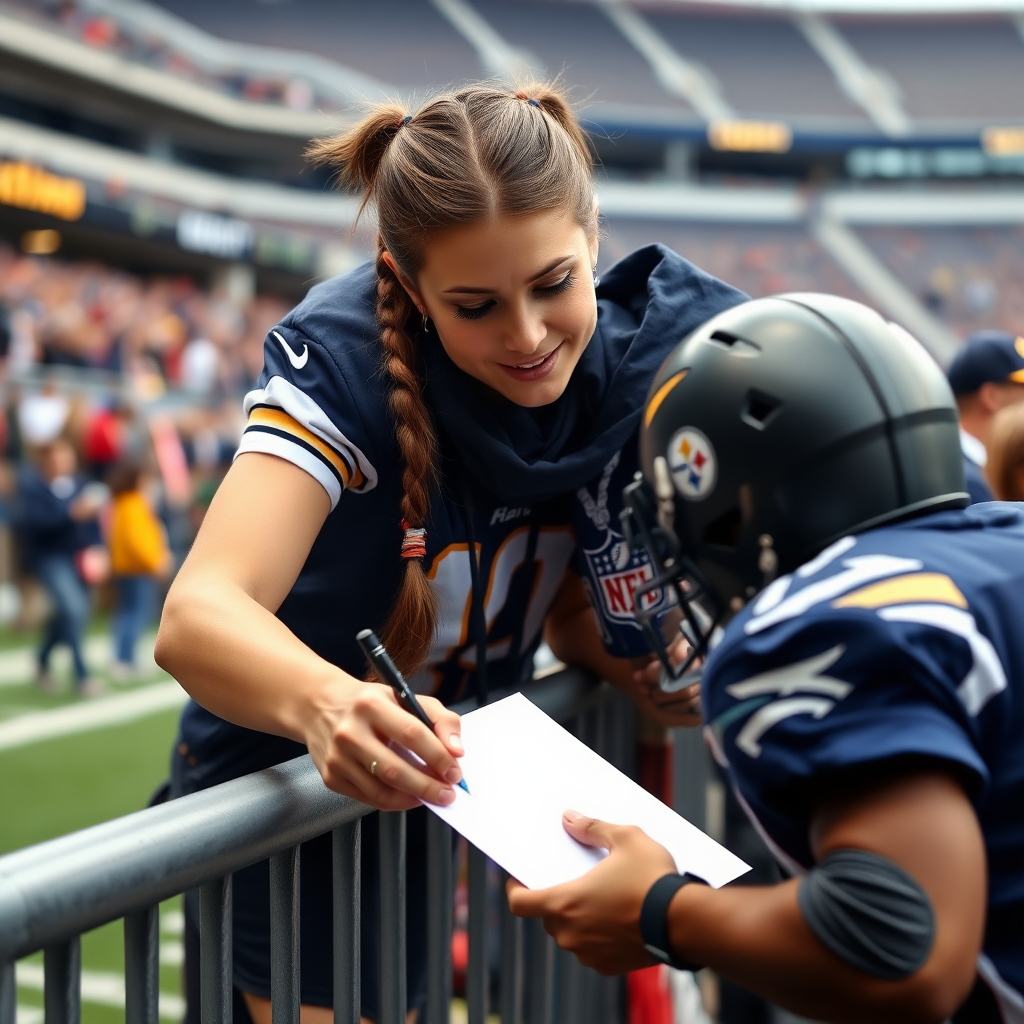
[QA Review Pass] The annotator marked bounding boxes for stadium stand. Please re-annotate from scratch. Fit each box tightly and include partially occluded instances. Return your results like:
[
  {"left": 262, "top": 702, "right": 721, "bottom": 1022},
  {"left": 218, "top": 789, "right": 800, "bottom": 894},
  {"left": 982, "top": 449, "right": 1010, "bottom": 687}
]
[
  {"left": 601, "top": 219, "right": 870, "bottom": 305},
  {"left": 149, "top": 0, "right": 484, "bottom": 92},
  {"left": 642, "top": 7, "right": 867, "bottom": 124},
  {"left": 836, "top": 14, "right": 1024, "bottom": 123},
  {"left": 855, "top": 223, "right": 1024, "bottom": 339}
]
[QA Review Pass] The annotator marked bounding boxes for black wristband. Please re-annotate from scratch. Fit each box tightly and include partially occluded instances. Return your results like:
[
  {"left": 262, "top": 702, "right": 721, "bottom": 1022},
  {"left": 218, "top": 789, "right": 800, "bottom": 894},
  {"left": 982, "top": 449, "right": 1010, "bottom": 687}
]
[{"left": 639, "top": 872, "right": 707, "bottom": 971}]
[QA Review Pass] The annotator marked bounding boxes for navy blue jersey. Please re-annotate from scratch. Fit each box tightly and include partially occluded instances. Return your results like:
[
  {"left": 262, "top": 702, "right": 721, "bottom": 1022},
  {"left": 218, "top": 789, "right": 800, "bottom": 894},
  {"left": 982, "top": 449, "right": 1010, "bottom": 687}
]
[
  {"left": 178, "top": 250, "right": 745, "bottom": 787},
  {"left": 702, "top": 504, "right": 1024, "bottom": 1014}
]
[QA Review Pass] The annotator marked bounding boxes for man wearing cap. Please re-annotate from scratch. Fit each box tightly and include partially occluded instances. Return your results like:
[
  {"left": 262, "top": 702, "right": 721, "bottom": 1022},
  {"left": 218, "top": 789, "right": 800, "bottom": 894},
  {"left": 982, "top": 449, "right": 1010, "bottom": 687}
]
[{"left": 946, "top": 330, "right": 1024, "bottom": 503}]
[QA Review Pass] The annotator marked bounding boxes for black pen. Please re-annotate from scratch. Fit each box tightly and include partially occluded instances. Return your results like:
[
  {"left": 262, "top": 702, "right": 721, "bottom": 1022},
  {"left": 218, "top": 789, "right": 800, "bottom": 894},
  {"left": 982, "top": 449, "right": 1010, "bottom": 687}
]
[{"left": 356, "top": 629, "right": 469, "bottom": 794}]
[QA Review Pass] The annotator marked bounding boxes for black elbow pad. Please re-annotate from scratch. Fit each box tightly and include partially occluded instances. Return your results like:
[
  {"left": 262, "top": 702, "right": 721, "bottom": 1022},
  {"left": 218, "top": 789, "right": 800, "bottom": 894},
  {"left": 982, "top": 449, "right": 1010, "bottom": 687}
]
[{"left": 797, "top": 848, "right": 935, "bottom": 980}]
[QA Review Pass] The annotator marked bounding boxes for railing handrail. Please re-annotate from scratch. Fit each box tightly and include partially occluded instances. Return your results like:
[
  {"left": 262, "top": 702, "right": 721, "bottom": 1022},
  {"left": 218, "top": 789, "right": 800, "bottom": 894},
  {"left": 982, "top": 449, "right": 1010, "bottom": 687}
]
[{"left": 0, "top": 668, "right": 608, "bottom": 963}]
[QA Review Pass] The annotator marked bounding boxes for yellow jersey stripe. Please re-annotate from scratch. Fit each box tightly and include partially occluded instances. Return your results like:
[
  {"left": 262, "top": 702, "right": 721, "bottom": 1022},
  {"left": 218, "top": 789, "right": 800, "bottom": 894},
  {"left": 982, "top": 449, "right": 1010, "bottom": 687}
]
[
  {"left": 832, "top": 572, "right": 968, "bottom": 611},
  {"left": 644, "top": 370, "right": 688, "bottom": 429},
  {"left": 246, "top": 407, "right": 362, "bottom": 489}
]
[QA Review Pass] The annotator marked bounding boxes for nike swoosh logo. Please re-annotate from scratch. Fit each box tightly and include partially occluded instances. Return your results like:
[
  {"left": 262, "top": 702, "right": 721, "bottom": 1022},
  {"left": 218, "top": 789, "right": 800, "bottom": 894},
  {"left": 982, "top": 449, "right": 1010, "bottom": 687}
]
[{"left": 274, "top": 330, "right": 309, "bottom": 370}]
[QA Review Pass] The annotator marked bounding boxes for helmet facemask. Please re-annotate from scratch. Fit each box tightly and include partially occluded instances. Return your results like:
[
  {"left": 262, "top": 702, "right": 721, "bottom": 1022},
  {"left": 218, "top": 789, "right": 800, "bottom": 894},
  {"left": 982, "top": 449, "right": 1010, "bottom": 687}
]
[{"left": 621, "top": 468, "right": 724, "bottom": 686}]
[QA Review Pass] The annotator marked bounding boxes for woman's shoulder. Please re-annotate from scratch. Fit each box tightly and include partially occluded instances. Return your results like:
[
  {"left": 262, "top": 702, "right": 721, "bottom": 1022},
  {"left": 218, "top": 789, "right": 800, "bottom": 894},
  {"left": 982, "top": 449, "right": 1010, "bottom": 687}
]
[{"left": 280, "top": 260, "right": 382, "bottom": 372}]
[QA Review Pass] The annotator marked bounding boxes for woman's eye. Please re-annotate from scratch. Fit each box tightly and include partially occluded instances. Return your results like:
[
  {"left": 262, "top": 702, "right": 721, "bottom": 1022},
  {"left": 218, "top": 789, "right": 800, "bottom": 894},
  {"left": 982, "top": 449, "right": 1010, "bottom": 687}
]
[
  {"left": 453, "top": 300, "right": 495, "bottom": 321},
  {"left": 535, "top": 272, "right": 576, "bottom": 297}
]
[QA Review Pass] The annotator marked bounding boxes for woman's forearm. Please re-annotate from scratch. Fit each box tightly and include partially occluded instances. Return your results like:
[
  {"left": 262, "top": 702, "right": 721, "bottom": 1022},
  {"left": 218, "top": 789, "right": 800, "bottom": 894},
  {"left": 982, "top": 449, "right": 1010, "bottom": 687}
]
[{"left": 155, "top": 572, "right": 345, "bottom": 744}]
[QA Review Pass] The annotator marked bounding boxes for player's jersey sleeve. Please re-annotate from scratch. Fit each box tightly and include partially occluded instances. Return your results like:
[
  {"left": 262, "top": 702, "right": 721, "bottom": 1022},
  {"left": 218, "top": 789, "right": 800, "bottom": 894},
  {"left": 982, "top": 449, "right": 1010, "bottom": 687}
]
[
  {"left": 704, "top": 549, "right": 997, "bottom": 869},
  {"left": 235, "top": 325, "right": 379, "bottom": 509}
]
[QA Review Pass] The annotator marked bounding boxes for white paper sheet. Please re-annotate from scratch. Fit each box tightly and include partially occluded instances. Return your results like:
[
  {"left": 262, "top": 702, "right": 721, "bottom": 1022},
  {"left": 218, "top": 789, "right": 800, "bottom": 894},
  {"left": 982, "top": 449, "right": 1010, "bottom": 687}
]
[{"left": 425, "top": 692, "right": 750, "bottom": 891}]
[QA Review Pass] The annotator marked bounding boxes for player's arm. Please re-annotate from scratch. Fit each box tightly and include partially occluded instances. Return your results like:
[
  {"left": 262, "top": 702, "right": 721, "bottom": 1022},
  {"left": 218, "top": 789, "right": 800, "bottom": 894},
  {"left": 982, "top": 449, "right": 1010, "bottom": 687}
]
[
  {"left": 155, "top": 452, "right": 462, "bottom": 811},
  {"left": 509, "top": 768, "right": 984, "bottom": 1024},
  {"left": 543, "top": 569, "right": 700, "bottom": 726}
]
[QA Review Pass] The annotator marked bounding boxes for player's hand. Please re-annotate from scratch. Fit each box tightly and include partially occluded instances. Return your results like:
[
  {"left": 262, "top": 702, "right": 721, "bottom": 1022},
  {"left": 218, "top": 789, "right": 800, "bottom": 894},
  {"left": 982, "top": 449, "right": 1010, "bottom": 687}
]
[
  {"left": 630, "top": 633, "right": 702, "bottom": 727},
  {"left": 507, "top": 811, "right": 677, "bottom": 974},
  {"left": 305, "top": 678, "right": 464, "bottom": 812}
]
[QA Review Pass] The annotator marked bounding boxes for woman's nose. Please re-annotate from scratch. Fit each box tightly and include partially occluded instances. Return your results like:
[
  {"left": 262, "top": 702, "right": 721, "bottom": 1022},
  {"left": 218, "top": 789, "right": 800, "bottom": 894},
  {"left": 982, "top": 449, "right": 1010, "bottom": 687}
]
[{"left": 503, "top": 304, "right": 547, "bottom": 354}]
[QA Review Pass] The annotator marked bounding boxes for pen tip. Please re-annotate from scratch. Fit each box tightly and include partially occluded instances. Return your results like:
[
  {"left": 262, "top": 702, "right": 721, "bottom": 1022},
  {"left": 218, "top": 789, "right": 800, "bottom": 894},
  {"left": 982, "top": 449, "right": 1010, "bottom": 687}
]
[{"left": 458, "top": 779, "right": 470, "bottom": 794}]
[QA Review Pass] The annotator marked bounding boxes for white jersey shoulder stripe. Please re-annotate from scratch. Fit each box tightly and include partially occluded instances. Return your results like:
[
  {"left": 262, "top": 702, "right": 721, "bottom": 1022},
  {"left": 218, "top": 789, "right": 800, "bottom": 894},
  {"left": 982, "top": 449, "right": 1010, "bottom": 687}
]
[
  {"left": 235, "top": 430, "right": 343, "bottom": 509},
  {"left": 746, "top": 555, "right": 923, "bottom": 635},
  {"left": 878, "top": 604, "right": 1008, "bottom": 716},
  {"left": 243, "top": 376, "right": 378, "bottom": 494}
]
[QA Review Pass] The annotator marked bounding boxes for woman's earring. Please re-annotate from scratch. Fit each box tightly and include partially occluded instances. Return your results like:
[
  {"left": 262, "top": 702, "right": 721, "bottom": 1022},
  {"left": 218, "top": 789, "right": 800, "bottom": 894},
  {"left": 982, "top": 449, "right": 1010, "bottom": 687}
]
[
  {"left": 592, "top": 267, "right": 601, "bottom": 288},
  {"left": 421, "top": 312, "right": 432, "bottom": 334}
]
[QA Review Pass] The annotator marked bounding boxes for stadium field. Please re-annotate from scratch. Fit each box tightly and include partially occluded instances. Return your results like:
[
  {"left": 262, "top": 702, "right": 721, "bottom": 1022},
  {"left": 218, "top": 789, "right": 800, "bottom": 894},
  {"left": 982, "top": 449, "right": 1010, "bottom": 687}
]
[{"left": 0, "top": 628, "right": 187, "bottom": 1024}]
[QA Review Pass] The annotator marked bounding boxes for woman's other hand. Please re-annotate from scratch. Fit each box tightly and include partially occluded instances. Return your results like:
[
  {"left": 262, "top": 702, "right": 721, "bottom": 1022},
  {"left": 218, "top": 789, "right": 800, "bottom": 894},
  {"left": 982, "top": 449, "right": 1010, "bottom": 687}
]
[
  {"left": 304, "top": 681, "right": 464, "bottom": 812},
  {"left": 630, "top": 632, "right": 702, "bottom": 728}
]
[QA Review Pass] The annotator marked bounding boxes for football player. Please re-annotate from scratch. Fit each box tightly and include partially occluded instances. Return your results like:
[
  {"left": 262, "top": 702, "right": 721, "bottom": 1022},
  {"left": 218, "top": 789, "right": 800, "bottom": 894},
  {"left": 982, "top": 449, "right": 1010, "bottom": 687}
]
[{"left": 509, "top": 295, "right": 1023, "bottom": 1023}]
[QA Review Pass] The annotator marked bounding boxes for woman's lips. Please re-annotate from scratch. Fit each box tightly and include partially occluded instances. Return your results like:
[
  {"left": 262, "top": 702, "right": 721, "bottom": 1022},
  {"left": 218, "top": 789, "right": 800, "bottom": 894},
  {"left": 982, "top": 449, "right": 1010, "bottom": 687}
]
[{"left": 498, "top": 344, "right": 561, "bottom": 383}]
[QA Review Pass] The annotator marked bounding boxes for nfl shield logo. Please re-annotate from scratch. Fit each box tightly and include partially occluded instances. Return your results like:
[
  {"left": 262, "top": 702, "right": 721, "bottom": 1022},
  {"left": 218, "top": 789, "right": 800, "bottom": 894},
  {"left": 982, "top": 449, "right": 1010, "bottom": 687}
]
[
  {"left": 583, "top": 531, "right": 665, "bottom": 624},
  {"left": 667, "top": 427, "right": 717, "bottom": 501}
]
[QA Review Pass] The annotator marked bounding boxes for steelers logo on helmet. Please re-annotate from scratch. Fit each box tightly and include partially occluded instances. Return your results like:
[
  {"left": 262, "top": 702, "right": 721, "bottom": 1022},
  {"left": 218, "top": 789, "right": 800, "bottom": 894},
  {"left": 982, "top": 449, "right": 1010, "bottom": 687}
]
[{"left": 667, "top": 427, "right": 717, "bottom": 501}]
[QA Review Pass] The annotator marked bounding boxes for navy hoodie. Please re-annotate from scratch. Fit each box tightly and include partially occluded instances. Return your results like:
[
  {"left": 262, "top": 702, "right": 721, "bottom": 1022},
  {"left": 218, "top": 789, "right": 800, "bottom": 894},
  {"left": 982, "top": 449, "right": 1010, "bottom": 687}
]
[{"left": 177, "top": 245, "right": 746, "bottom": 788}]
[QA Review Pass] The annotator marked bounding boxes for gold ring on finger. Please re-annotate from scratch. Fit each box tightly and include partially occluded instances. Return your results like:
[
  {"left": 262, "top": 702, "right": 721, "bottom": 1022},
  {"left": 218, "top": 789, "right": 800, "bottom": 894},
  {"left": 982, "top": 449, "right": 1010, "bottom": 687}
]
[{"left": 369, "top": 760, "right": 378, "bottom": 776}]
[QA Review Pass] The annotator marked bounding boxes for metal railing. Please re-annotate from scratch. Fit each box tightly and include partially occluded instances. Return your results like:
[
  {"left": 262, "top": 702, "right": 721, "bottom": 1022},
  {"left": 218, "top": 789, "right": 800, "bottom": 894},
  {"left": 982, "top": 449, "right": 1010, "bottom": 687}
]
[{"left": 0, "top": 669, "right": 635, "bottom": 1024}]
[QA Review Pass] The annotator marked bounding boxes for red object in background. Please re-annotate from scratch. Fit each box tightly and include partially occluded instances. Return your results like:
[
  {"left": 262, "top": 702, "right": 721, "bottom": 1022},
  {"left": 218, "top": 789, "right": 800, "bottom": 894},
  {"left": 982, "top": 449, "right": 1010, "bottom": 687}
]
[
  {"left": 629, "top": 734, "right": 677, "bottom": 1023},
  {"left": 81, "top": 17, "right": 117, "bottom": 47},
  {"left": 149, "top": 415, "right": 191, "bottom": 507},
  {"left": 628, "top": 966, "right": 675, "bottom": 1024},
  {"left": 638, "top": 738, "right": 674, "bottom": 809},
  {"left": 83, "top": 408, "right": 123, "bottom": 466}
]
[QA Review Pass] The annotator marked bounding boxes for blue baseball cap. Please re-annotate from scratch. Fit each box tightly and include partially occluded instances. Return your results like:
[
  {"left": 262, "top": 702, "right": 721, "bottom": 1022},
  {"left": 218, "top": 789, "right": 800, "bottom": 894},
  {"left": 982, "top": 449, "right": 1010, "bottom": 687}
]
[{"left": 947, "top": 330, "right": 1024, "bottom": 396}]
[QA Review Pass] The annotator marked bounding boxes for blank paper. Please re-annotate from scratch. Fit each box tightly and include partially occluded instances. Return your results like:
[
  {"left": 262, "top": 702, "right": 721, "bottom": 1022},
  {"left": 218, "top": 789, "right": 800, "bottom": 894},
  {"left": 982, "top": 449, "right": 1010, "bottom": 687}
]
[{"left": 425, "top": 692, "right": 750, "bottom": 891}]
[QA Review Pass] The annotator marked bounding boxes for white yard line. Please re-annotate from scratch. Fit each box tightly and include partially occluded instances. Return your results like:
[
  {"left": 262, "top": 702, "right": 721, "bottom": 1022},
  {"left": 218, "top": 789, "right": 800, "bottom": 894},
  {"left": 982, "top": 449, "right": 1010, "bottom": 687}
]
[
  {"left": 16, "top": 1006, "right": 43, "bottom": 1024},
  {"left": 0, "top": 681, "right": 189, "bottom": 751},
  {"left": 0, "top": 632, "right": 165, "bottom": 689},
  {"left": 16, "top": 962, "right": 185, "bottom": 1020}
]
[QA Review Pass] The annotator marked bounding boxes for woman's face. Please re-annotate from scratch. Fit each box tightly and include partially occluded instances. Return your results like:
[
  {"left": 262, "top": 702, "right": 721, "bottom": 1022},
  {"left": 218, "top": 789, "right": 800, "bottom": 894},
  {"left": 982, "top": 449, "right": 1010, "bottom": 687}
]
[{"left": 392, "top": 208, "right": 599, "bottom": 408}]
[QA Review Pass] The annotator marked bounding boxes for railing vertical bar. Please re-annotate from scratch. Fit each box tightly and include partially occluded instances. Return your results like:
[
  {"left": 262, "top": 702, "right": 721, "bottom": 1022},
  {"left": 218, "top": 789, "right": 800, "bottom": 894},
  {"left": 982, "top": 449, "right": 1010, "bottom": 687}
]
[
  {"left": 425, "top": 813, "right": 453, "bottom": 1024},
  {"left": 43, "top": 937, "right": 80, "bottom": 1024},
  {"left": 526, "top": 919, "right": 553, "bottom": 1024},
  {"left": 200, "top": 874, "right": 233, "bottom": 1024},
  {"left": 270, "top": 846, "right": 301, "bottom": 1024},
  {"left": 124, "top": 904, "right": 160, "bottom": 1024},
  {"left": 0, "top": 960, "right": 14, "bottom": 1024},
  {"left": 500, "top": 870, "right": 523, "bottom": 1024},
  {"left": 333, "top": 820, "right": 361, "bottom": 1024},
  {"left": 467, "top": 843, "right": 488, "bottom": 1024},
  {"left": 379, "top": 811, "right": 407, "bottom": 1024}
]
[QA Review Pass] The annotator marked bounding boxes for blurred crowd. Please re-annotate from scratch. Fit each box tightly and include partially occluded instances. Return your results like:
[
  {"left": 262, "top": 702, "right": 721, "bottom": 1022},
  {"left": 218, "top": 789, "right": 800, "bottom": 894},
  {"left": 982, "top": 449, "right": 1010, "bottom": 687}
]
[
  {"left": 0, "top": 242, "right": 289, "bottom": 694},
  {"left": 6, "top": 0, "right": 328, "bottom": 113}
]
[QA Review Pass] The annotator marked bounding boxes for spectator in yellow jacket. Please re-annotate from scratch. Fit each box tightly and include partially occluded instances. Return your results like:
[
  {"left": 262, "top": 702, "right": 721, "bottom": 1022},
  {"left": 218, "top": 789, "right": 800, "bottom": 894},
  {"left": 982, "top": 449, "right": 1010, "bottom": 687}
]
[{"left": 107, "top": 460, "right": 171, "bottom": 678}]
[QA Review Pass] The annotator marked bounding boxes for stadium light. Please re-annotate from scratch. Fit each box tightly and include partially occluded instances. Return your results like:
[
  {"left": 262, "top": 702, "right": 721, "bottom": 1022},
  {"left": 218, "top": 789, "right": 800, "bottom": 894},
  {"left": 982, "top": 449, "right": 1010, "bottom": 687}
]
[
  {"left": 0, "top": 162, "right": 86, "bottom": 221},
  {"left": 707, "top": 120, "right": 793, "bottom": 154},
  {"left": 982, "top": 127, "right": 1024, "bottom": 157}
]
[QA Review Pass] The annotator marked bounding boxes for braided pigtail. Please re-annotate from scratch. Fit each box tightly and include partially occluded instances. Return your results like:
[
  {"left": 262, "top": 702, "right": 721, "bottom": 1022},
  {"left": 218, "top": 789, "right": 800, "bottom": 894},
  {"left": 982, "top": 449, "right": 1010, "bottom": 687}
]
[{"left": 374, "top": 245, "right": 439, "bottom": 677}]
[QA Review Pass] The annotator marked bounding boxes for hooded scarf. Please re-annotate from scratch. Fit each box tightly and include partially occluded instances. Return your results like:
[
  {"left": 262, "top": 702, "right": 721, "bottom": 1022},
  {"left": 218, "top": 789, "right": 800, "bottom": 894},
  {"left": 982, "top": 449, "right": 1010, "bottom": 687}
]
[{"left": 423, "top": 244, "right": 747, "bottom": 504}]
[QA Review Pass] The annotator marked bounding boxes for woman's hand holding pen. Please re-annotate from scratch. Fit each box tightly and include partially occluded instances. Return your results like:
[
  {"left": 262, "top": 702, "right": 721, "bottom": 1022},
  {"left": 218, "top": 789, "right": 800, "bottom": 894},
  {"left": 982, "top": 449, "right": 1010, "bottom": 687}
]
[{"left": 304, "top": 677, "right": 464, "bottom": 812}]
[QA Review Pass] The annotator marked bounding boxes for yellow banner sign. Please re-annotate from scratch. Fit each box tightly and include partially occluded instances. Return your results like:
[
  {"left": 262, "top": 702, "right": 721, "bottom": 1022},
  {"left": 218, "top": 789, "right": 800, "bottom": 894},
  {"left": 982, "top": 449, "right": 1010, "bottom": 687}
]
[{"left": 0, "top": 162, "right": 86, "bottom": 221}]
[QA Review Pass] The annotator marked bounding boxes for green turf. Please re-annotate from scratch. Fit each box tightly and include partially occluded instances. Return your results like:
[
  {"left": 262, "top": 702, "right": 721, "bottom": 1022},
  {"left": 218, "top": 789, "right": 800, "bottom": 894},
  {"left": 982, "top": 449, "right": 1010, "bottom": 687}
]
[
  {"left": 1, "top": 703, "right": 185, "bottom": 1022},
  {"left": 0, "top": 708, "right": 181, "bottom": 853}
]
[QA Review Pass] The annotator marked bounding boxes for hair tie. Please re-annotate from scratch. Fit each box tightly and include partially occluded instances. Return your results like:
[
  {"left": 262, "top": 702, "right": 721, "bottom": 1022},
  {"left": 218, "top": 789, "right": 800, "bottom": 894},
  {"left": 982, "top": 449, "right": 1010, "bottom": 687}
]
[
  {"left": 400, "top": 519, "right": 427, "bottom": 559},
  {"left": 527, "top": 98, "right": 542, "bottom": 109},
  {"left": 399, "top": 115, "right": 412, "bottom": 127}
]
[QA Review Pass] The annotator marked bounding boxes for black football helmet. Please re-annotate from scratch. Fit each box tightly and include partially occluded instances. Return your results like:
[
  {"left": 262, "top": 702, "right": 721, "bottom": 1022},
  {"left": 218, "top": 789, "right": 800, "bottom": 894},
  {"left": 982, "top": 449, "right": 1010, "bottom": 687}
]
[{"left": 623, "top": 293, "right": 968, "bottom": 682}]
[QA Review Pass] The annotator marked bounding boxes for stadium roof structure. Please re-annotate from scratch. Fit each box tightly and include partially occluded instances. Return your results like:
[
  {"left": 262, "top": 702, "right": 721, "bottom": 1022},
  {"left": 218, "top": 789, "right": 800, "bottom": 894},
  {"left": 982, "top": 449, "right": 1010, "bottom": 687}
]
[{"left": 4, "top": 0, "right": 1024, "bottom": 149}]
